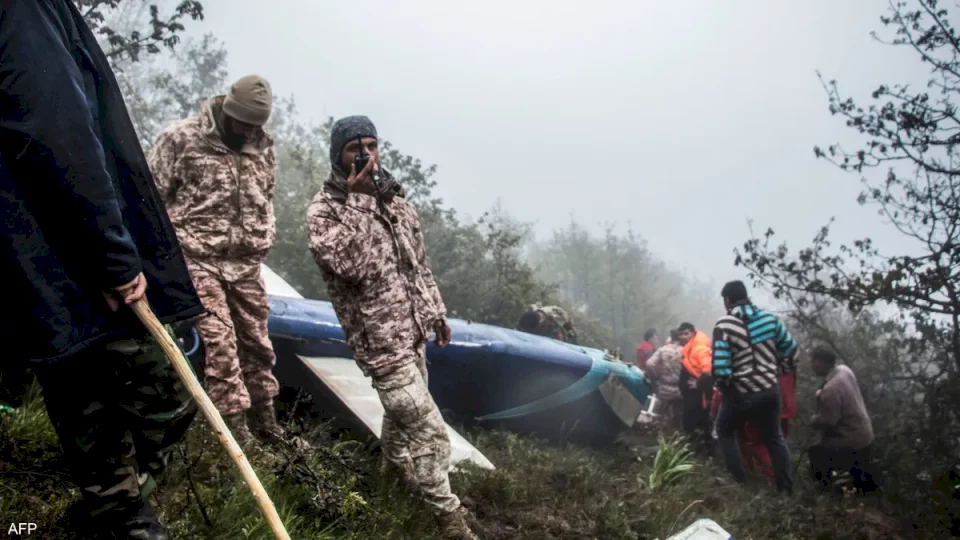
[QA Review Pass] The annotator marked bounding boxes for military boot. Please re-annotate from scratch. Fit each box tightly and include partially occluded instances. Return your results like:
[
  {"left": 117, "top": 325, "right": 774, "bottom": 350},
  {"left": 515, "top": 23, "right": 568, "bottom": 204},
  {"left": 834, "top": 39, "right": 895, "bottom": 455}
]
[
  {"left": 437, "top": 507, "right": 480, "bottom": 540},
  {"left": 247, "top": 399, "right": 288, "bottom": 446},
  {"left": 223, "top": 411, "right": 257, "bottom": 451},
  {"left": 99, "top": 498, "right": 171, "bottom": 540}
]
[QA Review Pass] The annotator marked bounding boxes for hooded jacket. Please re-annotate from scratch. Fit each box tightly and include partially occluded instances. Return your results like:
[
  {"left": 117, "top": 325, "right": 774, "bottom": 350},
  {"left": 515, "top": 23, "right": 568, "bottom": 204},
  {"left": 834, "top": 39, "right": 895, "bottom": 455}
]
[
  {"left": 147, "top": 95, "right": 277, "bottom": 280},
  {"left": 306, "top": 171, "right": 446, "bottom": 377}
]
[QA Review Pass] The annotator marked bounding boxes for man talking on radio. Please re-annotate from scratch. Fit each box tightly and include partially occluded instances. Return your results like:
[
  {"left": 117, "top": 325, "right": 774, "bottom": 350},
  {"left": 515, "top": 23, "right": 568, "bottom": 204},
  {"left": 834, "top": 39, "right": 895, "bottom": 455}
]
[{"left": 306, "top": 116, "right": 478, "bottom": 539}]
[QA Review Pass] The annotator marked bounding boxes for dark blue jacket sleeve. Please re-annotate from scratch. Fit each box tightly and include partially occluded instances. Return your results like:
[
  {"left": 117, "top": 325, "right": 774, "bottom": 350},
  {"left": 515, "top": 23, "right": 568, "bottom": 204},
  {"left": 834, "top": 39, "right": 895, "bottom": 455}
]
[{"left": 0, "top": 1, "right": 141, "bottom": 289}]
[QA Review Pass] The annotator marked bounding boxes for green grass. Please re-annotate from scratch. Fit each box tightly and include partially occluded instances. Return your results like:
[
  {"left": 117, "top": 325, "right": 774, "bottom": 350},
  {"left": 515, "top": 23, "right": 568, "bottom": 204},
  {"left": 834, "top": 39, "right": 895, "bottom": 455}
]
[
  {"left": 646, "top": 432, "right": 695, "bottom": 492},
  {"left": 0, "top": 382, "right": 952, "bottom": 539}
]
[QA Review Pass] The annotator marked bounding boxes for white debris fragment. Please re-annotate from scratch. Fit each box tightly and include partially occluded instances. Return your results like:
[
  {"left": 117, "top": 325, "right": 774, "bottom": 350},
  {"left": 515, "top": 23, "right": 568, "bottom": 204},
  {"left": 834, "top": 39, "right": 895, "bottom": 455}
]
[{"left": 665, "top": 518, "right": 733, "bottom": 540}]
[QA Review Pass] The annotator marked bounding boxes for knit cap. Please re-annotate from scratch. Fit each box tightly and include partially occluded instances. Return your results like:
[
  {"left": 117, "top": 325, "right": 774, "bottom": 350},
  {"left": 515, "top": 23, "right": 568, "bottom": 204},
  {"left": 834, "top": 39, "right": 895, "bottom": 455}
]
[
  {"left": 329, "top": 115, "right": 378, "bottom": 175},
  {"left": 222, "top": 75, "right": 273, "bottom": 126}
]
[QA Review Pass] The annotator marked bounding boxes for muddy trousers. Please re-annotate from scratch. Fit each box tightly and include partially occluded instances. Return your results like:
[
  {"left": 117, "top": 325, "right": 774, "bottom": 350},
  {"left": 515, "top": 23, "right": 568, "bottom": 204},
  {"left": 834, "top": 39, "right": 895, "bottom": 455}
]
[
  {"left": 188, "top": 262, "right": 279, "bottom": 416},
  {"left": 33, "top": 330, "right": 197, "bottom": 518},
  {"left": 372, "top": 352, "right": 461, "bottom": 516}
]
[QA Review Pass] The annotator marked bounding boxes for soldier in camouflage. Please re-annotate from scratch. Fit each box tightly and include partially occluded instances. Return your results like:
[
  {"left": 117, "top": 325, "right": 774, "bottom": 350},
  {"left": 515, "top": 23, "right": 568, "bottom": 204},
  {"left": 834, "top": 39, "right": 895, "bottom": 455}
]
[
  {"left": 306, "top": 116, "right": 479, "bottom": 540},
  {"left": 37, "top": 329, "right": 197, "bottom": 529},
  {"left": 147, "top": 75, "right": 288, "bottom": 449},
  {"left": 516, "top": 304, "right": 579, "bottom": 344}
]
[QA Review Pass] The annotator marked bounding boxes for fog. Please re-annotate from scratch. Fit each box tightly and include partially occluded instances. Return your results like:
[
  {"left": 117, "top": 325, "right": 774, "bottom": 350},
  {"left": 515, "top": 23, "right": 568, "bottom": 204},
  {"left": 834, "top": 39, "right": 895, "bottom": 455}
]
[{"left": 186, "top": 0, "right": 928, "bottom": 289}]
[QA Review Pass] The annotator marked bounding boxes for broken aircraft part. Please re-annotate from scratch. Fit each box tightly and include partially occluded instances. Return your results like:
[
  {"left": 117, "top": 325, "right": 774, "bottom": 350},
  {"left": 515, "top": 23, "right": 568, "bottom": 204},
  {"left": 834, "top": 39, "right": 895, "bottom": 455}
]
[
  {"left": 262, "top": 264, "right": 651, "bottom": 447},
  {"left": 261, "top": 265, "right": 493, "bottom": 470}
]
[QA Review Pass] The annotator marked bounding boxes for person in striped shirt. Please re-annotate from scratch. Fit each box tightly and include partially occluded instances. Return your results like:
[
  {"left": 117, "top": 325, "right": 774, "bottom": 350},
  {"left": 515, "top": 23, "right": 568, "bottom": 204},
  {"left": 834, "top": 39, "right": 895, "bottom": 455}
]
[{"left": 711, "top": 280, "right": 799, "bottom": 494}]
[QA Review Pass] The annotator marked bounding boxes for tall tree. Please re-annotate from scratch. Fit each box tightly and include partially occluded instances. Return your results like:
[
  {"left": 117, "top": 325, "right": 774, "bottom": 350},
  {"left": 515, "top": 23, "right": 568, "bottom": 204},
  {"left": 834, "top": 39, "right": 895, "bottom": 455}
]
[
  {"left": 119, "top": 33, "right": 229, "bottom": 147},
  {"left": 75, "top": 0, "right": 203, "bottom": 62},
  {"left": 734, "top": 0, "right": 960, "bottom": 464},
  {"left": 736, "top": 0, "right": 960, "bottom": 372},
  {"left": 264, "top": 103, "right": 332, "bottom": 299},
  {"left": 81, "top": 1, "right": 219, "bottom": 146},
  {"left": 90, "top": 1, "right": 706, "bottom": 353}
]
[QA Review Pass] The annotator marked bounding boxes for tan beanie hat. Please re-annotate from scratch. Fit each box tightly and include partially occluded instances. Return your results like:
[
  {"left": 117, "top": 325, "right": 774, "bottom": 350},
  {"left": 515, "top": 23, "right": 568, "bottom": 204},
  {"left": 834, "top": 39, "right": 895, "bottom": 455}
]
[{"left": 222, "top": 75, "right": 273, "bottom": 126}]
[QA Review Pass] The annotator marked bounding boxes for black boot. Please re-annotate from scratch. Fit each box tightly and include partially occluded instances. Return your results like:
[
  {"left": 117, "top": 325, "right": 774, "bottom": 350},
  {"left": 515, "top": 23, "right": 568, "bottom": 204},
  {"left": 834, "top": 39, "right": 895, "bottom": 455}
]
[
  {"left": 223, "top": 411, "right": 257, "bottom": 452},
  {"left": 247, "top": 399, "right": 287, "bottom": 446},
  {"left": 437, "top": 507, "right": 481, "bottom": 540},
  {"left": 118, "top": 499, "right": 171, "bottom": 540},
  {"left": 248, "top": 399, "right": 311, "bottom": 450},
  {"left": 82, "top": 498, "right": 171, "bottom": 540}
]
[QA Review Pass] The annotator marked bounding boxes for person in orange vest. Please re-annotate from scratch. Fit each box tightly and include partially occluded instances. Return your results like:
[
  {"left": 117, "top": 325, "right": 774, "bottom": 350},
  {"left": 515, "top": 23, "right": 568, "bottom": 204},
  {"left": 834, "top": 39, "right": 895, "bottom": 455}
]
[{"left": 677, "top": 322, "right": 714, "bottom": 453}]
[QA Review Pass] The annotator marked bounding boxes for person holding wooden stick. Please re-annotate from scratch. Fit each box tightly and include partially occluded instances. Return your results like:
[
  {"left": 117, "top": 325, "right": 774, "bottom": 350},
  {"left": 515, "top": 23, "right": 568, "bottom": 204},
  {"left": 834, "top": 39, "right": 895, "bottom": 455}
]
[{"left": 0, "top": 1, "right": 206, "bottom": 538}]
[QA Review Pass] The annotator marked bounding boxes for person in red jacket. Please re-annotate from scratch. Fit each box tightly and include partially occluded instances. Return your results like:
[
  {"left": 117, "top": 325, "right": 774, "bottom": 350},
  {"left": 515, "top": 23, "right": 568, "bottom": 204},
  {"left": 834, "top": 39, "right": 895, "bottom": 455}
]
[{"left": 636, "top": 328, "right": 658, "bottom": 370}]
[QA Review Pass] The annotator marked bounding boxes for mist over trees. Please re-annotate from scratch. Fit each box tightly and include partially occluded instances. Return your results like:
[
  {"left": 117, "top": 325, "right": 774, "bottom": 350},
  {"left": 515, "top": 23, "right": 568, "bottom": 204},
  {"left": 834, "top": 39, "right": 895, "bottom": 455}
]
[
  {"left": 90, "top": 0, "right": 719, "bottom": 353},
  {"left": 0, "top": 0, "right": 944, "bottom": 536},
  {"left": 85, "top": 2, "right": 960, "bottom": 466},
  {"left": 736, "top": 0, "right": 960, "bottom": 511},
  {"left": 528, "top": 223, "right": 720, "bottom": 354}
]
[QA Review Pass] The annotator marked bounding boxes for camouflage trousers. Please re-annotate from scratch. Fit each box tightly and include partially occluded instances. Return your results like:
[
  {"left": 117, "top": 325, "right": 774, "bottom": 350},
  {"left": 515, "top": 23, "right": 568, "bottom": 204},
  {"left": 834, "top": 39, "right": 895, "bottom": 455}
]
[
  {"left": 372, "top": 349, "right": 461, "bottom": 516},
  {"left": 188, "top": 261, "right": 279, "bottom": 416},
  {"left": 34, "top": 329, "right": 197, "bottom": 517}
]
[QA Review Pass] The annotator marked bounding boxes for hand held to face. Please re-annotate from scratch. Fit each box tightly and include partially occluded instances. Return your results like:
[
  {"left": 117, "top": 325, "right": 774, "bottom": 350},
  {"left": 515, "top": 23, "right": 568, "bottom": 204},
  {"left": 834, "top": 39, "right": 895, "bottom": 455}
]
[{"left": 346, "top": 155, "right": 379, "bottom": 196}]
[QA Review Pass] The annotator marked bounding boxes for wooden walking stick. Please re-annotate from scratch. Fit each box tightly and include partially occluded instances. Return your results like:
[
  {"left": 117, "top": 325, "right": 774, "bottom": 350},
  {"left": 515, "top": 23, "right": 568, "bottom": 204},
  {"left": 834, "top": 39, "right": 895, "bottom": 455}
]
[{"left": 130, "top": 299, "right": 292, "bottom": 540}]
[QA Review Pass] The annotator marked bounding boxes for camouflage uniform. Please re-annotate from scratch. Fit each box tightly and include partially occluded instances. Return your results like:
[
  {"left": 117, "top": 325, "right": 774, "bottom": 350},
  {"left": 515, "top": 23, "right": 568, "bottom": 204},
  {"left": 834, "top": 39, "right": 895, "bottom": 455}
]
[
  {"left": 645, "top": 343, "right": 685, "bottom": 426},
  {"left": 147, "top": 95, "right": 279, "bottom": 416},
  {"left": 375, "top": 348, "right": 460, "bottom": 514},
  {"left": 307, "top": 175, "right": 462, "bottom": 517},
  {"left": 532, "top": 304, "right": 578, "bottom": 344},
  {"left": 646, "top": 343, "right": 684, "bottom": 402},
  {"left": 33, "top": 328, "right": 197, "bottom": 518}
]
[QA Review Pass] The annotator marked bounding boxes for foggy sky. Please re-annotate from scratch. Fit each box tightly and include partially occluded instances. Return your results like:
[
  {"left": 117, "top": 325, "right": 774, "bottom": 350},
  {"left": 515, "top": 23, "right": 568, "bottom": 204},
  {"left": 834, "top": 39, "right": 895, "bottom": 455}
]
[{"left": 187, "top": 0, "right": 929, "bottom": 292}]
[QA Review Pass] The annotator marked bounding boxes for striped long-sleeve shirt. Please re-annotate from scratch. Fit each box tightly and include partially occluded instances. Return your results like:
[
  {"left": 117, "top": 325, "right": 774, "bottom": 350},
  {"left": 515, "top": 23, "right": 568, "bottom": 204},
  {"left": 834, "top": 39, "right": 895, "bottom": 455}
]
[{"left": 711, "top": 303, "right": 799, "bottom": 393}]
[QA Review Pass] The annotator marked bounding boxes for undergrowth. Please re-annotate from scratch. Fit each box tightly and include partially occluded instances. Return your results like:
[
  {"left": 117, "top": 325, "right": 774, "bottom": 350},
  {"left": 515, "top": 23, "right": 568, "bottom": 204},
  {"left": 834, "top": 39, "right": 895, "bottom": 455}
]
[{"left": 0, "top": 380, "right": 955, "bottom": 539}]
